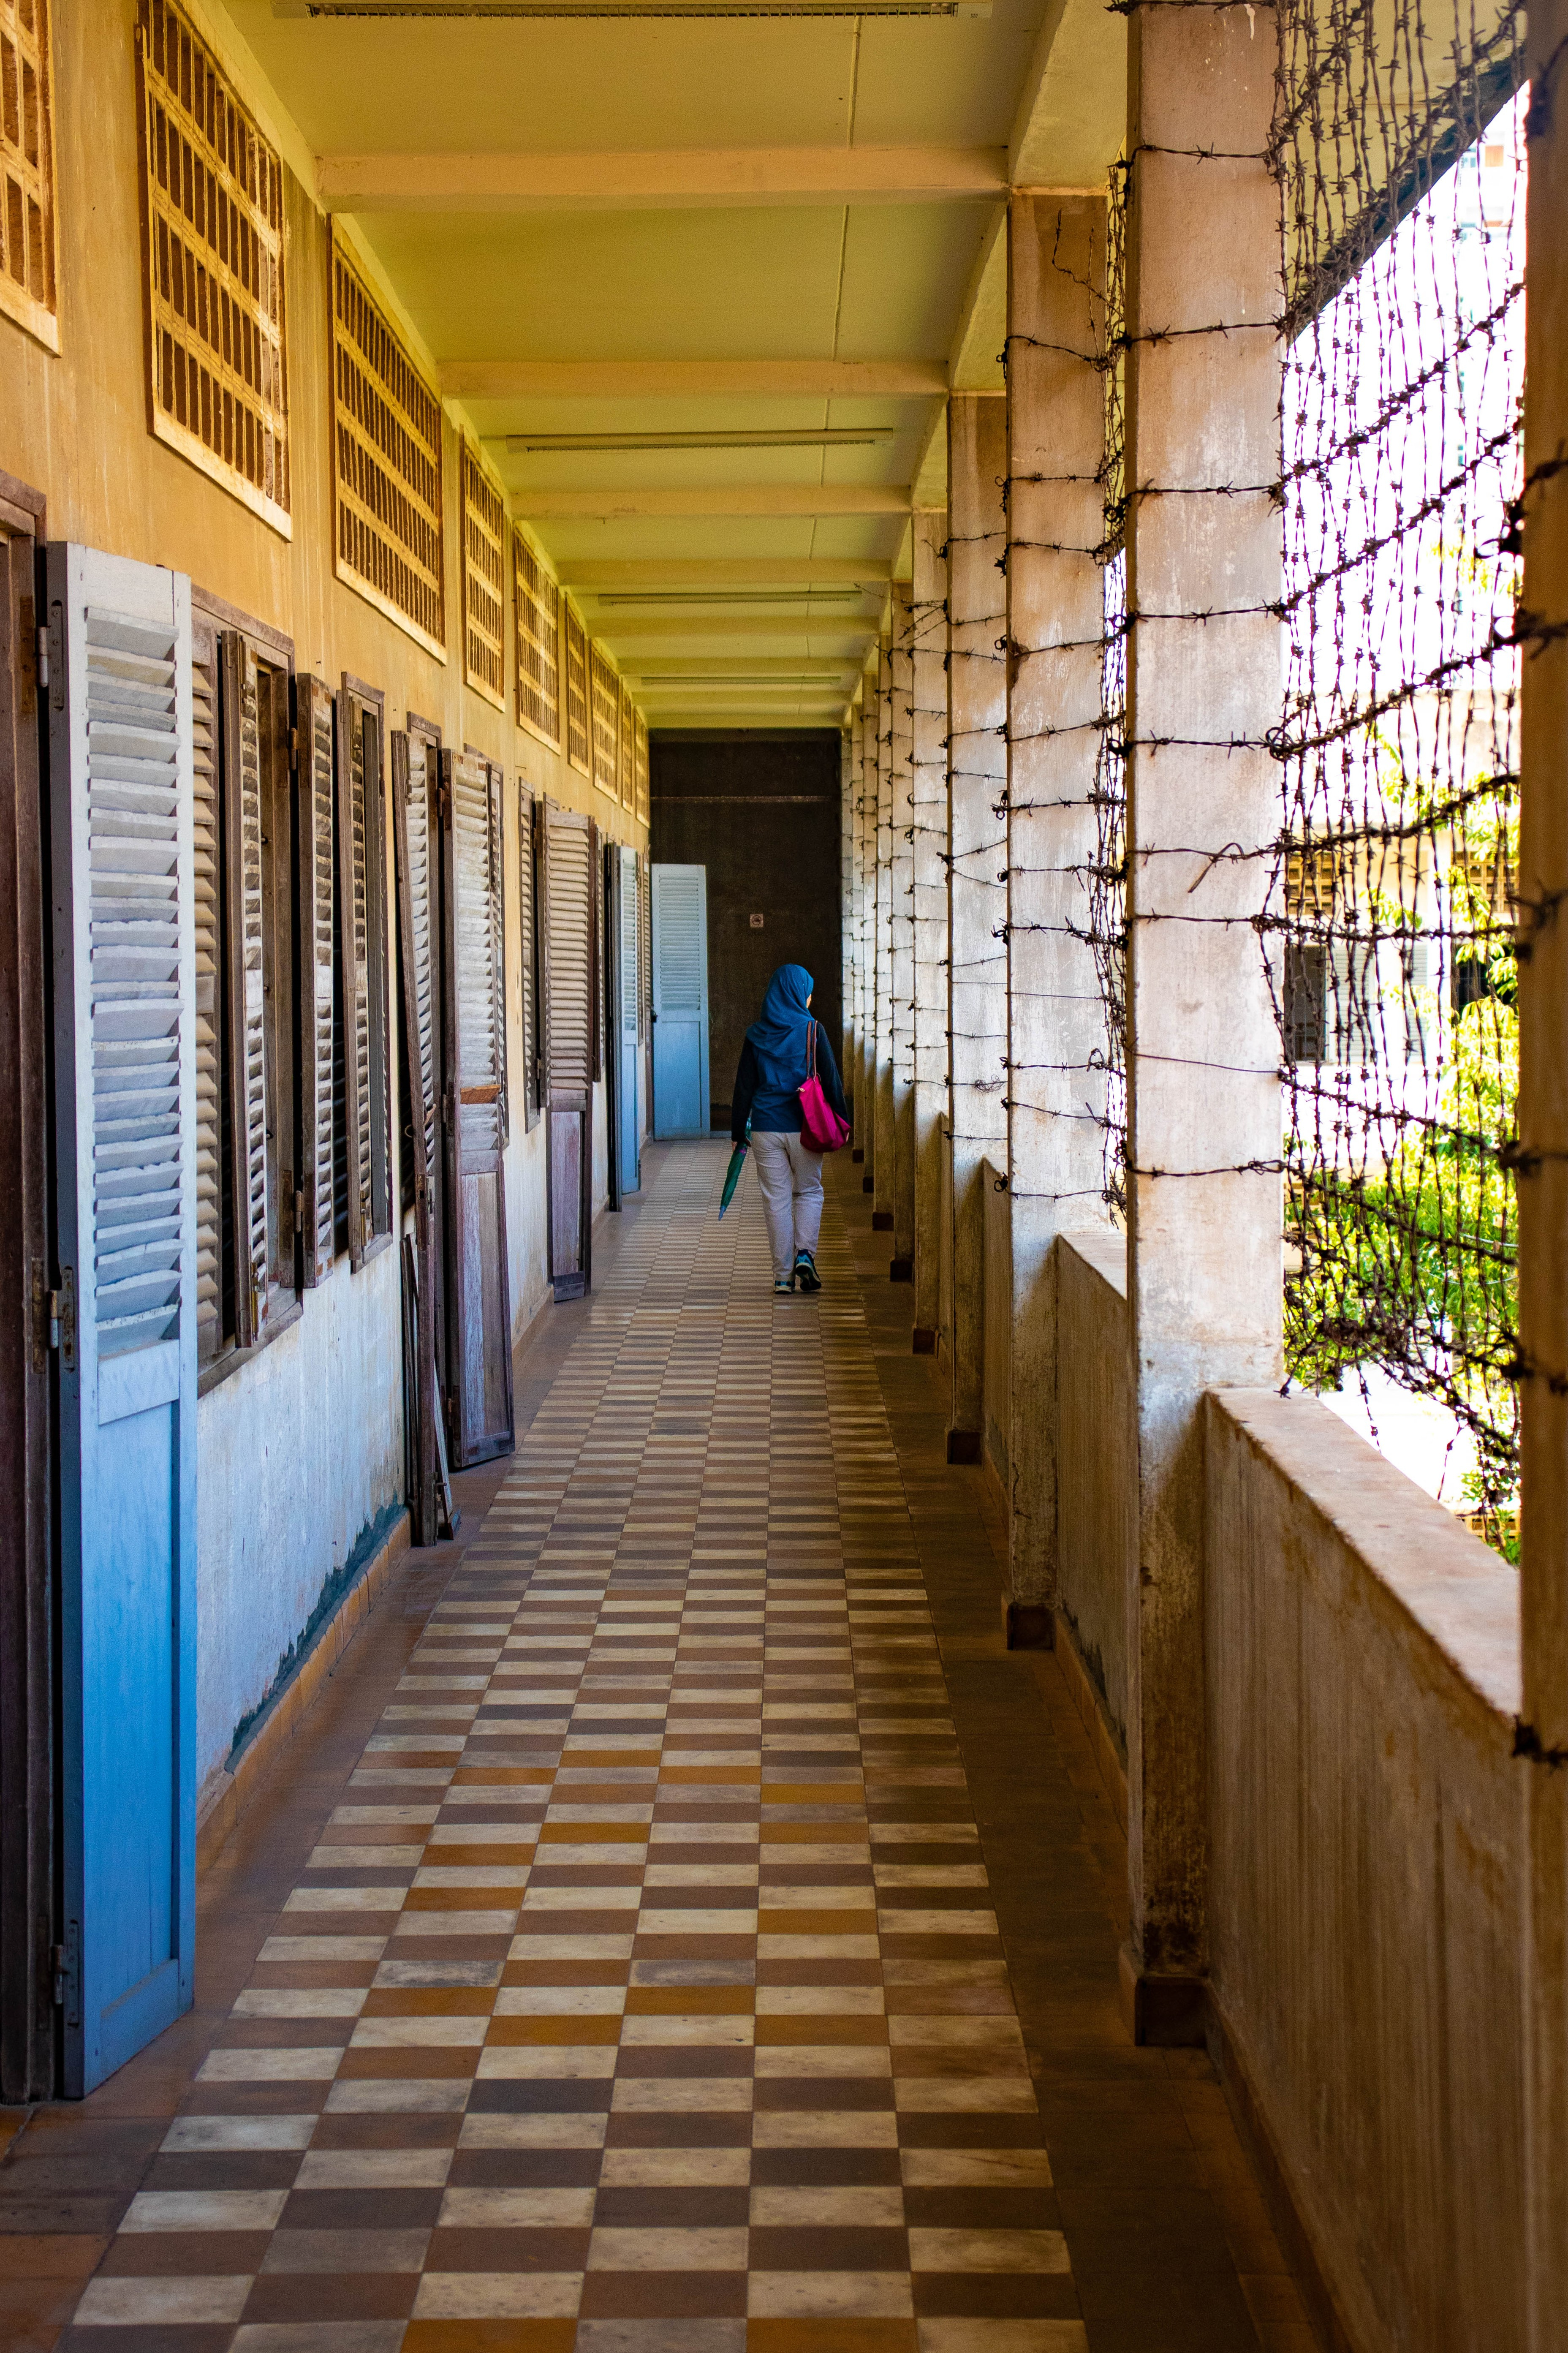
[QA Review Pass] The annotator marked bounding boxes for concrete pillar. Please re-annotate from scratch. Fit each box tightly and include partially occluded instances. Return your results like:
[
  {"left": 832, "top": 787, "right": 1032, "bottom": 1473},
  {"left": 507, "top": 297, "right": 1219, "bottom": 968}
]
[
  {"left": 874, "top": 634, "right": 897, "bottom": 1232},
  {"left": 911, "top": 511, "right": 950, "bottom": 1352},
  {"left": 1121, "top": 1, "right": 1283, "bottom": 2040},
  {"left": 1520, "top": 0, "right": 1568, "bottom": 2332},
  {"left": 947, "top": 394, "right": 1009, "bottom": 1455},
  {"left": 1003, "top": 192, "right": 1114, "bottom": 1646},
  {"left": 890, "top": 586, "right": 917, "bottom": 1275}
]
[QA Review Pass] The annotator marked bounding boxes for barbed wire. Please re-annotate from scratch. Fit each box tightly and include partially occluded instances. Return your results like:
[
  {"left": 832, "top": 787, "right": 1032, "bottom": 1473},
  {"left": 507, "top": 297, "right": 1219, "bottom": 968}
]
[{"left": 1268, "top": 0, "right": 1527, "bottom": 1535}]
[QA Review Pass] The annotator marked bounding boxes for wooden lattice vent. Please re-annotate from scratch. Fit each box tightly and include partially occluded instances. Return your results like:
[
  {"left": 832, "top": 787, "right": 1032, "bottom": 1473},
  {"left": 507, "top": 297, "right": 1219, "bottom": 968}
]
[
  {"left": 0, "top": 0, "right": 56, "bottom": 349},
  {"left": 462, "top": 441, "right": 506, "bottom": 709},
  {"left": 563, "top": 598, "right": 590, "bottom": 777},
  {"left": 589, "top": 640, "right": 620, "bottom": 801},
  {"left": 136, "top": 0, "right": 289, "bottom": 530},
  {"left": 514, "top": 528, "right": 560, "bottom": 748},
  {"left": 331, "top": 236, "right": 444, "bottom": 656}
]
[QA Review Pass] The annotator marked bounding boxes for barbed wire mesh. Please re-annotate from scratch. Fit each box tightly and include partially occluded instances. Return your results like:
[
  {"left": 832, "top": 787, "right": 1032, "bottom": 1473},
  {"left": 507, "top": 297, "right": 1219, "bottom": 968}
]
[
  {"left": 1090, "top": 158, "right": 1131, "bottom": 1219},
  {"left": 1267, "top": 0, "right": 1527, "bottom": 1538}
]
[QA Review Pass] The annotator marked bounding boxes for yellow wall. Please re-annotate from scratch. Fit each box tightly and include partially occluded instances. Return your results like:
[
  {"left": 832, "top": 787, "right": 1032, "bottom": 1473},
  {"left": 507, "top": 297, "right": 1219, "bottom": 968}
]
[{"left": 0, "top": 0, "right": 647, "bottom": 1790}]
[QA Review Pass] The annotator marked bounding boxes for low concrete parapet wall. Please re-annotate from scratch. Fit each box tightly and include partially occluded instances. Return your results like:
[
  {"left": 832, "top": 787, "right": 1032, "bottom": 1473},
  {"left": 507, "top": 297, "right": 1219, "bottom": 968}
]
[
  {"left": 981, "top": 1161, "right": 1011, "bottom": 1502},
  {"left": 1055, "top": 1232, "right": 1131, "bottom": 1757},
  {"left": 1205, "top": 1390, "right": 1526, "bottom": 2353}
]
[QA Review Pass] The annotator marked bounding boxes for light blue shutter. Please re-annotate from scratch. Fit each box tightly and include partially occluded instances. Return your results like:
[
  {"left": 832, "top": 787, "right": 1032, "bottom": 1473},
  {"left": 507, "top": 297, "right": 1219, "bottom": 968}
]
[
  {"left": 651, "top": 862, "right": 709, "bottom": 1139},
  {"left": 46, "top": 544, "right": 197, "bottom": 2095}
]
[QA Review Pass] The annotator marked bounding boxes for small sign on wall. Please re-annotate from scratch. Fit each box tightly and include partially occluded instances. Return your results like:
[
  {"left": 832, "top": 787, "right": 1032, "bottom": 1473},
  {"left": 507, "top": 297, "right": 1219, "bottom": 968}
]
[{"left": 749, "top": 913, "right": 764, "bottom": 928}]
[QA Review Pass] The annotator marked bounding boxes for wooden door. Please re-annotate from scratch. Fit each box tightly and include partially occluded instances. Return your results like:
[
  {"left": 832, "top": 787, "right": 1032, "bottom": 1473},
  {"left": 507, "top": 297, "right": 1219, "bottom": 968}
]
[
  {"left": 0, "top": 478, "right": 51, "bottom": 2100},
  {"left": 441, "top": 748, "right": 514, "bottom": 1466},
  {"left": 393, "top": 724, "right": 442, "bottom": 1539},
  {"left": 46, "top": 544, "right": 197, "bottom": 2095},
  {"left": 541, "top": 800, "right": 596, "bottom": 1298},
  {"left": 652, "top": 862, "right": 710, "bottom": 1137}
]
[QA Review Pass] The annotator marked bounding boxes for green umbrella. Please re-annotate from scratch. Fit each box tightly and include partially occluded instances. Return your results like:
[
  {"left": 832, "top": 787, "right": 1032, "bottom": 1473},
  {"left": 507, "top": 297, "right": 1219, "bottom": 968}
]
[{"left": 718, "top": 1141, "right": 747, "bottom": 1219}]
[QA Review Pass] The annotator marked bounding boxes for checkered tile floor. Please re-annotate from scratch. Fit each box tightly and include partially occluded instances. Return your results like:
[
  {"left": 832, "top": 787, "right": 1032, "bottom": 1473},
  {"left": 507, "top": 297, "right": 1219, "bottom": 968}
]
[{"left": 63, "top": 1143, "right": 1081, "bottom": 2353}]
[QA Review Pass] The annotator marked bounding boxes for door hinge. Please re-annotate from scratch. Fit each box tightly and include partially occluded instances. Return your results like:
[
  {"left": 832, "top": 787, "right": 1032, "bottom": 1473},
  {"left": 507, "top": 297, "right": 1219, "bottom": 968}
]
[
  {"left": 443, "top": 1084, "right": 456, "bottom": 1132},
  {"left": 34, "top": 1262, "right": 76, "bottom": 1369},
  {"left": 288, "top": 724, "right": 300, "bottom": 770},
  {"left": 47, "top": 602, "right": 63, "bottom": 711}
]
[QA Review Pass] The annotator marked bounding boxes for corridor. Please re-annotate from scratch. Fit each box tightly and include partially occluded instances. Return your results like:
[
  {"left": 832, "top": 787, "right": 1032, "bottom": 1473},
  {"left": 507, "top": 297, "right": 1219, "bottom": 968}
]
[{"left": 0, "top": 1146, "right": 1300, "bottom": 2353}]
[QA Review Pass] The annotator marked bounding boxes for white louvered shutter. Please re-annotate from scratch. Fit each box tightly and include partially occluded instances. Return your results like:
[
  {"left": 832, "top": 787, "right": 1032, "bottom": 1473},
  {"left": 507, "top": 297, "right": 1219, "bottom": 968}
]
[
  {"left": 190, "top": 614, "right": 220, "bottom": 1358},
  {"left": 518, "top": 785, "right": 540, "bottom": 1129},
  {"left": 220, "top": 631, "right": 268, "bottom": 1343},
  {"left": 297, "top": 675, "right": 336, "bottom": 1284},
  {"left": 398, "top": 729, "right": 438, "bottom": 1198},
  {"left": 654, "top": 867, "right": 705, "bottom": 1017},
  {"left": 545, "top": 811, "right": 594, "bottom": 1092},
  {"left": 443, "top": 749, "right": 514, "bottom": 1462},
  {"left": 46, "top": 544, "right": 199, "bottom": 2097},
  {"left": 454, "top": 755, "right": 505, "bottom": 1155}
]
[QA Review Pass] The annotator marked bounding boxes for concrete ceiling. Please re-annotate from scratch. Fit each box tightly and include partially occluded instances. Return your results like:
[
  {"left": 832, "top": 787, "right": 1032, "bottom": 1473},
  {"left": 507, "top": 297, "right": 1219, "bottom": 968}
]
[{"left": 225, "top": 0, "right": 1125, "bottom": 726}]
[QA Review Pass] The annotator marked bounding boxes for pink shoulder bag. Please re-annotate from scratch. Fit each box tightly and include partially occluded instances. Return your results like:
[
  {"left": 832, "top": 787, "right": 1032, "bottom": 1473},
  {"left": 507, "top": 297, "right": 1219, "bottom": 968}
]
[{"left": 799, "top": 1020, "right": 851, "bottom": 1153}]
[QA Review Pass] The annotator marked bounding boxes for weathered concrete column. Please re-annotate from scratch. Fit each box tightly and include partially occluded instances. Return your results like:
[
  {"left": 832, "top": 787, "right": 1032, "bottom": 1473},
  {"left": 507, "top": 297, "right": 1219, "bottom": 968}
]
[
  {"left": 889, "top": 585, "right": 917, "bottom": 1276},
  {"left": 947, "top": 394, "right": 1009, "bottom": 1454},
  {"left": 874, "top": 634, "right": 897, "bottom": 1230},
  {"left": 911, "top": 511, "right": 950, "bottom": 1352},
  {"left": 1122, "top": 1, "right": 1283, "bottom": 2040},
  {"left": 1520, "top": 0, "right": 1568, "bottom": 2334},
  {"left": 1004, "top": 192, "right": 1114, "bottom": 1646}
]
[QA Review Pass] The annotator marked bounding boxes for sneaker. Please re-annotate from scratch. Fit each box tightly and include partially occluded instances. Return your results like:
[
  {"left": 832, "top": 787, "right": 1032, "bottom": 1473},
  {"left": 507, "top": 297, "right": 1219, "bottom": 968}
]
[
  {"left": 773, "top": 1273, "right": 795, "bottom": 1295},
  {"left": 794, "top": 1250, "right": 822, "bottom": 1292}
]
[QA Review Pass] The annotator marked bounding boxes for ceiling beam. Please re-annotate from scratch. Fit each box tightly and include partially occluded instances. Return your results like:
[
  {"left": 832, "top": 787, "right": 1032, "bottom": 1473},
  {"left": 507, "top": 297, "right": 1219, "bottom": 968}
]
[
  {"left": 587, "top": 615, "right": 879, "bottom": 638},
  {"left": 319, "top": 144, "right": 1008, "bottom": 212},
  {"left": 440, "top": 359, "right": 947, "bottom": 400},
  {"left": 560, "top": 559, "right": 894, "bottom": 587},
  {"left": 619, "top": 656, "right": 860, "bottom": 676},
  {"left": 516, "top": 484, "right": 912, "bottom": 519}
]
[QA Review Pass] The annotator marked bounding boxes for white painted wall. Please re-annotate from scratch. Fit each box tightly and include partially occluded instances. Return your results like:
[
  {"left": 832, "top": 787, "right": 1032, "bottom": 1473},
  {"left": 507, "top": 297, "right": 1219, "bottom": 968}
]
[{"left": 194, "top": 1239, "right": 405, "bottom": 1799}]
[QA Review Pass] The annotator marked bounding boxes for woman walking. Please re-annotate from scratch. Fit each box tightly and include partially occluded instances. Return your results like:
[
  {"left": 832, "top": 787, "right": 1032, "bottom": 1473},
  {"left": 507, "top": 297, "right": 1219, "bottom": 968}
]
[{"left": 731, "top": 963, "right": 849, "bottom": 1294}]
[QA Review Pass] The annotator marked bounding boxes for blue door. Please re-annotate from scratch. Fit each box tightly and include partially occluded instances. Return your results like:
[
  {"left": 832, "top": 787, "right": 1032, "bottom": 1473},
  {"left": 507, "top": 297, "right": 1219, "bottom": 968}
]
[
  {"left": 616, "top": 846, "right": 641, "bottom": 1193},
  {"left": 47, "top": 545, "right": 197, "bottom": 2095},
  {"left": 652, "top": 862, "right": 709, "bottom": 1137}
]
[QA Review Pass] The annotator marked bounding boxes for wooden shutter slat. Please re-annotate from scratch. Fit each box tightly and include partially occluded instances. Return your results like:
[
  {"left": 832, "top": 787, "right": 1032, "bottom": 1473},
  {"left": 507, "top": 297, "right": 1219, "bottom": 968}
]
[
  {"left": 393, "top": 726, "right": 440, "bottom": 1543},
  {"left": 296, "top": 675, "right": 336, "bottom": 1285},
  {"left": 518, "top": 786, "right": 541, "bottom": 1130}
]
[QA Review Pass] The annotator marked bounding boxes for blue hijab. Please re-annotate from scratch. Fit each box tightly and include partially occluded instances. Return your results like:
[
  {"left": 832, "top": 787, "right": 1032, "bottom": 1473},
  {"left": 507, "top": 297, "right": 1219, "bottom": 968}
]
[{"left": 747, "top": 963, "right": 814, "bottom": 1094}]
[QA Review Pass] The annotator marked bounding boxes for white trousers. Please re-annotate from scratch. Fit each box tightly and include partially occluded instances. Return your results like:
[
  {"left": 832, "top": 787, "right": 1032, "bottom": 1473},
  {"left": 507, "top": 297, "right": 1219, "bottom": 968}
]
[{"left": 751, "top": 1130, "right": 825, "bottom": 1278}]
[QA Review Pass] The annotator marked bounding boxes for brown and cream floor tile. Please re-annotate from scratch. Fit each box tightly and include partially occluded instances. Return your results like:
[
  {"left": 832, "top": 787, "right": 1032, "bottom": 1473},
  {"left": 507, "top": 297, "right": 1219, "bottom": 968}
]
[{"left": 8, "top": 1143, "right": 1298, "bottom": 2353}]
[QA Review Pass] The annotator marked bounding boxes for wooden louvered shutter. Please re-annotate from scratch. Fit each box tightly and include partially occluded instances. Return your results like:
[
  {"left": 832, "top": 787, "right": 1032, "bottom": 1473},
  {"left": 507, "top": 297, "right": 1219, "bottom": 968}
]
[
  {"left": 219, "top": 631, "right": 269, "bottom": 1344},
  {"left": 393, "top": 726, "right": 441, "bottom": 1540},
  {"left": 488, "top": 759, "right": 509, "bottom": 1146},
  {"left": 541, "top": 800, "right": 595, "bottom": 1299},
  {"left": 45, "top": 544, "right": 197, "bottom": 2094},
  {"left": 442, "top": 749, "right": 514, "bottom": 1465},
  {"left": 518, "top": 785, "right": 541, "bottom": 1130},
  {"left": 296, "top": 675, "right": 336, "bottom": 1286},
  {"left": 190, "top": 613, "right": 221, "bottom": 1358},
  {"left": 336, "top": 677, "right": 392, "bottom": 1269}
]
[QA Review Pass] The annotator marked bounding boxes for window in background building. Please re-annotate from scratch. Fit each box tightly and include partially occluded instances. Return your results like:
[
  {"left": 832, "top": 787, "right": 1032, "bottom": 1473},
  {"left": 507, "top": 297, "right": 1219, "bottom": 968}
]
[
  {"left": 563, "top": 598, "right": 590, "bottom": 778},
  {"left": 0, "top": 0, "right": 57, "bottom": 351},
  {"left": 331, "top": 234, "right": 444, "bottom": 657},
  {"left": 136, "top": 0, "right": 288, "bottom": 530},
  {"left": 462, "top": 441, "right": 506, "bottom": 710},
  {"left": 514, "top": 529, "right": 561, "bottom": 750}
]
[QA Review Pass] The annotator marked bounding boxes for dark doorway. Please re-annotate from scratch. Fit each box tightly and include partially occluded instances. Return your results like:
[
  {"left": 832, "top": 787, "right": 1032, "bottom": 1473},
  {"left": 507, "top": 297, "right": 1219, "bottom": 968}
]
[{"left": 649, "top": 730, "right": 842, "bottom": 1131}]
